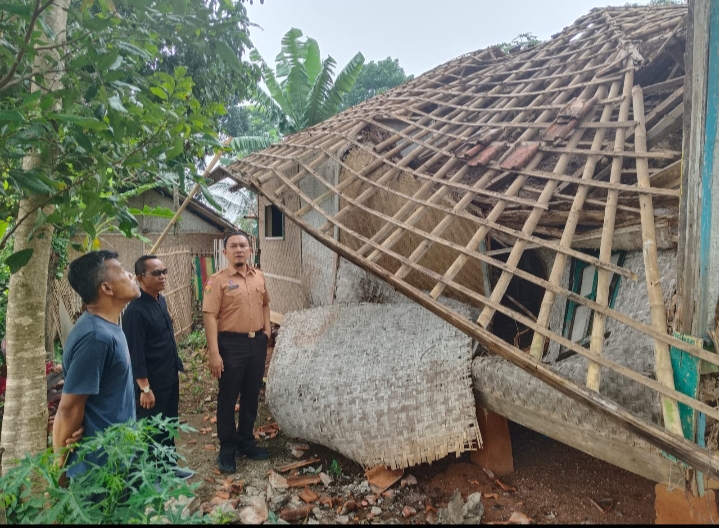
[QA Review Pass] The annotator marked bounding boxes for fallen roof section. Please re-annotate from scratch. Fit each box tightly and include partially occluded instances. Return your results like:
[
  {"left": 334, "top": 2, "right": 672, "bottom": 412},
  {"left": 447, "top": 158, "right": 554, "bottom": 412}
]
[{"left": 223, "top": 5, "right": 718, "bottom": 478}]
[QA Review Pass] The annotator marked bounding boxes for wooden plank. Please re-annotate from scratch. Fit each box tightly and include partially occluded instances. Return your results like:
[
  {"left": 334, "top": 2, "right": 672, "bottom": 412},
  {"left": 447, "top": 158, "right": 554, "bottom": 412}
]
[{"left": 677, "top": 0, "right": 711, "bottom": 333}]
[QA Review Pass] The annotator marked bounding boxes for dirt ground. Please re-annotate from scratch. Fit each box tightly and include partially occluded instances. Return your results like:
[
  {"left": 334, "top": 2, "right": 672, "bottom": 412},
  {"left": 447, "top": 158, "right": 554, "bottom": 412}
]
[{"left": 175, "top": 343, "right": 656, "bottom": 524}]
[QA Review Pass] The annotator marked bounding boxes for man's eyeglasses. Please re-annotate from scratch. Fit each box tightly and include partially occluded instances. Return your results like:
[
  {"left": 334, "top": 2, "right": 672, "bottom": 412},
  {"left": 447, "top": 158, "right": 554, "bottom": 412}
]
[{"left": 143, "top": 269, "right": 168, "bottom": 277}]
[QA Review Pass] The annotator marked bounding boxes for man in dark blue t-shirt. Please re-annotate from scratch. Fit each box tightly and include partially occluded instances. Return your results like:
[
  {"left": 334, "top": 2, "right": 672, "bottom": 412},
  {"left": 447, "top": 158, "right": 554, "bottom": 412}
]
[{"left": 53, "top": 250, "right": 140, "bottom": 476}]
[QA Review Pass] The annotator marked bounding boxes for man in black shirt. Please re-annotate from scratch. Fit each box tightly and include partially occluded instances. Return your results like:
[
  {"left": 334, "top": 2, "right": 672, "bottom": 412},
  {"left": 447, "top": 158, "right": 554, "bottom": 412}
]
[{"left": 122, "top": 254, "right": 191, "bottom": 479}]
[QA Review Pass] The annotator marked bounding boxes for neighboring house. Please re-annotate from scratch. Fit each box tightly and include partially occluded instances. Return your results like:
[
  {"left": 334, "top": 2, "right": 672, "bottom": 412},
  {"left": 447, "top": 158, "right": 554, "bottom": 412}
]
[
  {"left": 215, "top": 5, "right": 717, "bottom": 488},
  {"left": 101, "top": 187, "right": 237, "bottom": 271}
]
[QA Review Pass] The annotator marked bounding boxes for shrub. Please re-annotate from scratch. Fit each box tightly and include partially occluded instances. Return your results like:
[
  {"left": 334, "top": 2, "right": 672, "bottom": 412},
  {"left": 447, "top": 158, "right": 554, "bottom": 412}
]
[{"left": 0, "top": 416, "right": 206, "bottom": 524}]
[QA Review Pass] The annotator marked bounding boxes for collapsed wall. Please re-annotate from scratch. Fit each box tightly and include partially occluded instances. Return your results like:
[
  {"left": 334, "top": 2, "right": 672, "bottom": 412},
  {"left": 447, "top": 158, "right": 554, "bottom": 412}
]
[{"left": 266, "top": 302, "right": 481, "bottom": 469}]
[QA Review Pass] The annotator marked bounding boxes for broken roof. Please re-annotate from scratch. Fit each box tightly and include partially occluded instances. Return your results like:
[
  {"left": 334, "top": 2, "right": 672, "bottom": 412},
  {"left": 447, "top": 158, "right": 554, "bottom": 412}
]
[{"left": 222, "top": 5, "right": 718, "bottom": 478}]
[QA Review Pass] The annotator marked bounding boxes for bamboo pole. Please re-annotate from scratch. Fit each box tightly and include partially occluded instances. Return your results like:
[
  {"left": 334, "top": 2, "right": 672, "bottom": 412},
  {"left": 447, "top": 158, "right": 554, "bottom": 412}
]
[
  {"left": 584, "top": 69, "right": 634, "bottom": 387},
  {"left": 631, "top": 84, "right": 683, "bottom": 438},
  {"left": 251, "top": 160, "right": 719, "bottom": 430},
  {"left": 149, "top": 138, "right": 232, "bottom": 255},
  {"left": 529, "top": 77, "right": 623, "bottom": 360}
]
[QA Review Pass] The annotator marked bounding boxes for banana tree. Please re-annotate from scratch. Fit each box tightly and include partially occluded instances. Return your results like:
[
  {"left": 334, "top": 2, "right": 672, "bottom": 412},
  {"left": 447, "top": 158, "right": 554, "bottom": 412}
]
[{"left": 250, "top": 28, "right": 365, "bottom": 135}]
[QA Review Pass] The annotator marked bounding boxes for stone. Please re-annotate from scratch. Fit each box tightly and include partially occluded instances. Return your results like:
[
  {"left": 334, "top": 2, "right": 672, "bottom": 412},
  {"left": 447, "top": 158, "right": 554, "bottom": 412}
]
[
  {"left": 312, "top": 507, "right": 322, "bottom": 518},
  {"left": 357, "top": 480, "right": 371, "bottom": 494},
  {"left": 245, "top": 486, "right": 257, "bottom": 497},
  {"left": 402, "top": 505, "right": 417, "bottom": 518},
  {"left": 371, "top": 506, "right": 383, "bottom": 516},
  {"left": 269, "top": 471, "right": 289, "bottom": 490},
  {"left": 336, "top": 514, "right": 350, "bottom": 524},
  {"left": 401, "top": 475, "right": 418, "bottom": 488},
  {"left": 270, "top": 493, "right": 290, "bottom": 510},
  {"left": 438, "top": 489, "right": 464, "bottom": 525},
  {"left": 319, "top": 472, "right": 333, "bottom": 486},
  {"left": 238, "top": 497, "right": 268, "bottom": 525},
  {"left": 462, "top": 492, "right": 484, "bottom": 523}
]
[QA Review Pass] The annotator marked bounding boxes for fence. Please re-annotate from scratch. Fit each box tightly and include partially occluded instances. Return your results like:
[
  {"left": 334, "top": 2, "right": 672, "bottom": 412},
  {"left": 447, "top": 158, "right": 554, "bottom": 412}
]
[{"left": 48, "top": 247, "right": 195, "bottom": 347}]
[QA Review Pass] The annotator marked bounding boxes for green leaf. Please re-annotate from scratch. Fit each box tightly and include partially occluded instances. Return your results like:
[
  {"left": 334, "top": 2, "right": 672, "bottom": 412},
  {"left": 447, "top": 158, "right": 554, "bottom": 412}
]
[
  {"left": 128, "top": 205, "right": 175, "bottom": 219},
  {"left": 149, "top": 87, "right": 168, "bottom": 100},
  {"left": 200, "top": 181, "right": 222, "bottom": 211},
  {"left": 47, "top": 113, "right": 105, "bottom": 131},
  {"left": 0, "top": 3, "right": 33, "bottom": 16},
  {"left": 216, "top": 40, "right": 244, "bottom": 74},
  {"left": 108, "top": 95, "right": 127, "bottom": 113},
  {"left": 0, "top": 109, "right": 25, "bottom": 123},
  {"left": 5, "top": 248, "right": 33, "bottom": 274},
  {"left": 0, "top": 219, "right": 8, "bottom": 240},
  {"left": 165, "top": 136, "right": 184, "bottom": 160}
]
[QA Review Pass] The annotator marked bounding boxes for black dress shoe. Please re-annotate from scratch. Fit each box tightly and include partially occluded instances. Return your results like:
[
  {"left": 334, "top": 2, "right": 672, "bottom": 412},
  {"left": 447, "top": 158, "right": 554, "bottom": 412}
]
[
  {"left": 216, "top": 452, "right": 236, "bottom": 473},
  {"left": 237, "top": 445, "right": 270, "bottom": 460}
]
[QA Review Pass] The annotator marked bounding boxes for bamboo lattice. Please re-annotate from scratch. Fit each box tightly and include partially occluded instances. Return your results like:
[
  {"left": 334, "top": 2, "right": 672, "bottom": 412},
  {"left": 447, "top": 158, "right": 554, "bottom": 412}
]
[{"left": 222, "top": 6, "right": 719, "bottom": 478}]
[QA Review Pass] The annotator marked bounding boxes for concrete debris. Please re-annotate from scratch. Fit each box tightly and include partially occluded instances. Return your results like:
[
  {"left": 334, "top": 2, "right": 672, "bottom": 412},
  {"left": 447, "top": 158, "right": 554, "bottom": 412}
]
[
  {"left": 238, "top": 497, "right": 268, "bottom": 525},
  {"left": 437, "top": 489, "right": 484, "bottom": 524},
  {"left": 401, "top": 474, "right": 418, "bottom": 488},
  {"left": 268, "top": 471, "right": 289, "bottom": 490},
  {"left": 319, "top": 472, "right": 333, "bottom": 486}
]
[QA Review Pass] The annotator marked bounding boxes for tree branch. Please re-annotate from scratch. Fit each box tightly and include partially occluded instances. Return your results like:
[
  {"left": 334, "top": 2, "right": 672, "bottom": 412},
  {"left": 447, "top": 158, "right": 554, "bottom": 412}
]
[
  {"left": 0, "top": 172, "right": 95, "bottom": 252},
  {"left": 0, "top": 0, "right": 61, "bottom": 92}
]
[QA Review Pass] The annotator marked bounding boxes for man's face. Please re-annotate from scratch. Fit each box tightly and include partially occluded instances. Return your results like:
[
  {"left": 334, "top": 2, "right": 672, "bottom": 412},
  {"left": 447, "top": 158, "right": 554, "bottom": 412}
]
[
  {"left": 139, "top": 258, "right": 167, "bottom": 293},
  {"left": 223, "top": 235, "right": 250, "bottom": 267},
  {"left": 103, "top": 259, "right": 141, "bottom": 302}
]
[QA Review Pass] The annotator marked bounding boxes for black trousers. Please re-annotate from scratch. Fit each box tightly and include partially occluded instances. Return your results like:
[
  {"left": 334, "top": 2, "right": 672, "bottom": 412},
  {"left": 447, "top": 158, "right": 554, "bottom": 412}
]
[
  {"left": 217, "top": 331, "right": 268, "bottom": 455},
  {"left": 136, "top": 378, "right": 180, "bottom": 460}
]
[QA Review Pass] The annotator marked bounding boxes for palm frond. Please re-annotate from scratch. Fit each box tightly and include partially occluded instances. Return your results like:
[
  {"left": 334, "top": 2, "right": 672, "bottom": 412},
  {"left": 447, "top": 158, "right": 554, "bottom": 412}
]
[
  {"left": 203, "top": 178, "right": 256, "bottom": 224},
  {"left": 230, "top": 136, "right": 276, "bottom": 157}
]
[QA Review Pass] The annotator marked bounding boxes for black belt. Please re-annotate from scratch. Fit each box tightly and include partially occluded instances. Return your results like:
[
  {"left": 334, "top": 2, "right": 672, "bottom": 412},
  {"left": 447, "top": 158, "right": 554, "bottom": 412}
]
[{"left": 219, "top": 330, "right": 264, "bottom": 339}]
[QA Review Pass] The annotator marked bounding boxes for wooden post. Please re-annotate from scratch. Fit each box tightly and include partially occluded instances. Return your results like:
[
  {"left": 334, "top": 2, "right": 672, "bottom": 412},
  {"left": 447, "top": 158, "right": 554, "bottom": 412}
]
[
  {"left": 677, "top": 0, "right": 719, "bottom": 339},
  {"left": 148, "top": 138, "right": 232, "bottom": 255}
]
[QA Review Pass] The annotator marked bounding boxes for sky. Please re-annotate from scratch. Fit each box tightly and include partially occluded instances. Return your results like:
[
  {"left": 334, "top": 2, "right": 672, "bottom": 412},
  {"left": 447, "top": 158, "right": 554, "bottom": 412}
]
[{"left": 244, "top": 0, "right": 655, "bottom": 78}]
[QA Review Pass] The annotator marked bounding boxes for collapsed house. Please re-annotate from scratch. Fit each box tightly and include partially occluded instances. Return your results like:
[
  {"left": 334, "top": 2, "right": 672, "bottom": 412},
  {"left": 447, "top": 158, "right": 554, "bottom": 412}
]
[{"left": 218, "top": 4, "right": 719, "bottom": 488}]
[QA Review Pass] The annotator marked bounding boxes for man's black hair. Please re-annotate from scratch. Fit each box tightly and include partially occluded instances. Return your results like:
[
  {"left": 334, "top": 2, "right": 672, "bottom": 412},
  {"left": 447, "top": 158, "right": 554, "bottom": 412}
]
[
  {"left": 223, "top": 231, "right": 251, "bottom": 249},
  {"left": 135, "top": 254, "right": 159, "bottom": 276},
  {"left": 67, "top": 250, "right": 120, "bottom": 304}
]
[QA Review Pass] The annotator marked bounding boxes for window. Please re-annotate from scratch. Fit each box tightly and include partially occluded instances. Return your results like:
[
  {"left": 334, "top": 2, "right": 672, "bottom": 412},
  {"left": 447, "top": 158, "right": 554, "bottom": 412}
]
[
  {"left": 558, "top": 251, "right": 626, "bottom": 360},
  {"left": 264, "top": 204, "right": 285, "bottom": 239}
]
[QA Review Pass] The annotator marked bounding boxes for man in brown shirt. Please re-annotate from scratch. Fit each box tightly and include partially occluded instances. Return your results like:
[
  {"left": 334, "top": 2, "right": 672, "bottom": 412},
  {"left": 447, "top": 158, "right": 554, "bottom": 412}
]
[{"left": 203, "top": 232, "right": 271, "bottom": 473}]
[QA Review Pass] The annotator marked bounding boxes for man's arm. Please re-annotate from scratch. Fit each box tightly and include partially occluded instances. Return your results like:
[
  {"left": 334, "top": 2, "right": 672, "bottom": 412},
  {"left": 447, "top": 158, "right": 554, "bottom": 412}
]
[
  {"left": 52, "top": 393, "right": 88, "bottom": 468},
  {"left": 203, "top": 312, "right": 223, "bottom": 379},
  {"left": 263, "top": 304, "right": 271, "bottom": 338},
  {"left": 122, "top": 306, "right": 155, "bottom": 409}
]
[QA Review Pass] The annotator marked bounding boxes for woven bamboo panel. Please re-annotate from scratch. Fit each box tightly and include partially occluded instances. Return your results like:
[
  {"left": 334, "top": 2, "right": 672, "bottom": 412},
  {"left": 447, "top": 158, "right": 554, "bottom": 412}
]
[
  {"left": 222, "top": 5, "right": 719, "bottom": 477},
  {"left": 267, "top": 302, "right": 481, "bottom": 469},
  {"left": 157, "top": 247, "right": 194, "bottom": 341}
]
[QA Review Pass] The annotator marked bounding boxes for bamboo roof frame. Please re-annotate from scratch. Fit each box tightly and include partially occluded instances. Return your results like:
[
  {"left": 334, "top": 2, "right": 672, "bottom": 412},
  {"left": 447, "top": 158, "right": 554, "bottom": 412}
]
[{"left": 222, "top": 6, "right": 718, "bottom": 478}]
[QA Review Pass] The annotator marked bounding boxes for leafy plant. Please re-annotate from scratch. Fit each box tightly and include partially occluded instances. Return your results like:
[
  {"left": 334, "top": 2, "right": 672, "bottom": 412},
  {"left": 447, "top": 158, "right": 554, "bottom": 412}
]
[
  {"left": 180, "top": 330, "right": 208, "bottom": 352},
  {"left": 0, "top": 416, "right": 205, "bottom": 524},
  {"left": 250, "top": 28, "right": 365, "bottom": 135},
  {"left": 340, "top": 57, "right": 413, "bottom": 110},
  {"left": 328, "top": 459, "right": 342, "bottom": 478},
  {"left": 498, "top": 32, "right": 542, "bottom": 55}
]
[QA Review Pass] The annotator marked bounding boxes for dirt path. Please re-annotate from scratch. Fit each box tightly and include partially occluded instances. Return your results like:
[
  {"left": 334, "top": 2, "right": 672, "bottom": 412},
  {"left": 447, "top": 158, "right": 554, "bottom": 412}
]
[{"left": 175, "top": 345, "right": 656, "bottom": 524}]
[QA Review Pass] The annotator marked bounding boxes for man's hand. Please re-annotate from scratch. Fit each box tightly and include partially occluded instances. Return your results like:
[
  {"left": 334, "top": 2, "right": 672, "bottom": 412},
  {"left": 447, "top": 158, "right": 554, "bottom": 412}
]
[
  {"left": 140, "top": 390, "right": 156, "bottom": 409},
  {"left": 66, "top": 425, "right": 84, "bottom": 446},
  {"left": 209, "top": 351, "right": 224, "bottom": 379}
]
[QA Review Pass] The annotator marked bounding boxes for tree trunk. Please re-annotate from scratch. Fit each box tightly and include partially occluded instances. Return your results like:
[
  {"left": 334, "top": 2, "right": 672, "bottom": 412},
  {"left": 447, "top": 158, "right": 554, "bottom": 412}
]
[{"left": 0, "top": 0, "right": 69, "bottom": 474}]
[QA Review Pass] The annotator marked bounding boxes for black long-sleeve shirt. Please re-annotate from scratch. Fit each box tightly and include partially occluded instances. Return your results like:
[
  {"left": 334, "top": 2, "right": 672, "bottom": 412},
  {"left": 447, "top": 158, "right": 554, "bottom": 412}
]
[{"left": 122, "top": 289, "right": 184, "bottom": 390}]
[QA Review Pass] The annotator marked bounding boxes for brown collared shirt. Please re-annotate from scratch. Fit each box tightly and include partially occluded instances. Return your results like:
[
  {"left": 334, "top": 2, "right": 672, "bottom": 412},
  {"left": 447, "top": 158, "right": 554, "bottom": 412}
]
[{"left": 202, "top": 265, "right": 270, "bottom": 333}]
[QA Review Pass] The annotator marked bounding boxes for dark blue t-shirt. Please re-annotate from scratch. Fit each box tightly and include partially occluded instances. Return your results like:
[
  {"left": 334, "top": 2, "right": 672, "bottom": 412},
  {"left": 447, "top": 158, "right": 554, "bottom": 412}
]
[{"left": 62, "top": 312, "right": 135, "bottom": 477}]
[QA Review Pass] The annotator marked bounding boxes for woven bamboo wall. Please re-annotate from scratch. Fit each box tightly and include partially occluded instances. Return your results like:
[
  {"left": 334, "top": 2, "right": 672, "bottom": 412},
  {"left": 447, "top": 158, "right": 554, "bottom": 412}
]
[{"left": 257, "top": 172, "right": 305, "bottom": 315}]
